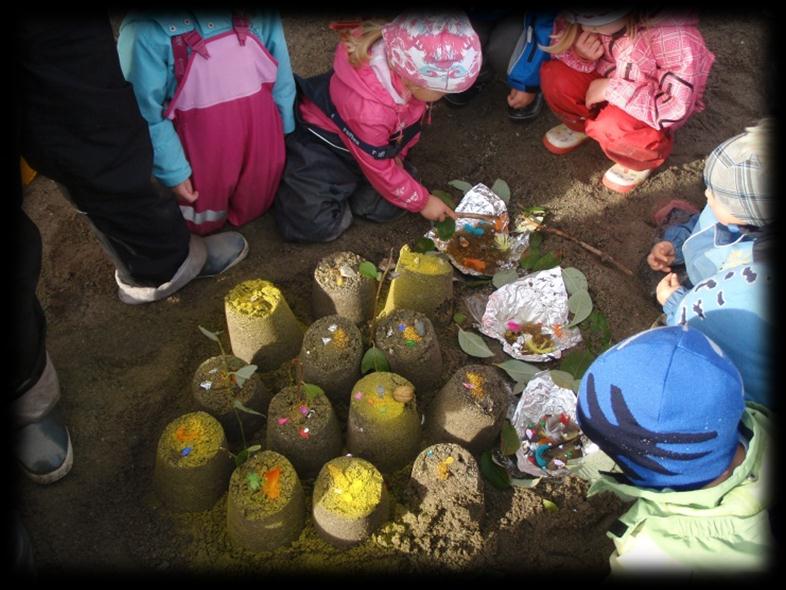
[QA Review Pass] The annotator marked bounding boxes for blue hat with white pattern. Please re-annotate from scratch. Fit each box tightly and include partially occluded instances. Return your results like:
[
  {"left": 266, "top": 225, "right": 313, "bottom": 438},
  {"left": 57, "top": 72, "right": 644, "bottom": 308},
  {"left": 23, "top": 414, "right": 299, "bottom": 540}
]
[{"left": 577, "top": 325, "right": 745, "bottom": 490}]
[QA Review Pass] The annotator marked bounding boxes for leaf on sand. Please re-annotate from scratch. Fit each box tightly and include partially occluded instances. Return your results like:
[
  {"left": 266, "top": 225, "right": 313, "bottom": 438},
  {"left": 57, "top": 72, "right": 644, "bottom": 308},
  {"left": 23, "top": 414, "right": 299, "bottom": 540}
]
[
  {"left": 480, "top": 450, "right": 511, "bottom": 490},
  {"left": 567, "top": 290, "right": 593, "bottom": 327},
  {"left": 358, "top": 261, "right": 380, "bottom": 280},
  {"left": 492, "top": 269, "right": 519, "bottom": 289},
  {"left": 361, "top": 346, "right": 390, "bottom": 374},
  {"left": 490, "top": 178, "right": 511, "bottom": 204},
  {"left": 303, "top": 383, "right": 325, "bottom": 403},
  {"left": 562, "top": 267, "right": 588, "bottom": 295},
  {"left": 233, "top": 398, "right": 265, "bottom": 417},
  {"left": 458, "top": 328, "right": 495, "bottom": 358},
  {"left": 500, "top": 420, "right": 521, "bottom": 456},
  {"left": 447, "top": 180, "right": 473, "bottom": 194},
  {"left": 495, "top": 359, "right": 540, "bottom": 383},
  {"left": 542, "top": 499, "right": 559, "bottom": 512}
]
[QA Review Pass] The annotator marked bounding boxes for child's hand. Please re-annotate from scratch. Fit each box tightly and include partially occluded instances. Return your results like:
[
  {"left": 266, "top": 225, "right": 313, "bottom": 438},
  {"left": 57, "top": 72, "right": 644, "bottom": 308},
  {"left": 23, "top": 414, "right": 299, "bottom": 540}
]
[
  {"left": 647, "top": 241, "right": 676, "bottom": 272},
  {"left": 574, "top": 31, "right": 604, "bottom": 61},
  {"left": 172, "top": 179, "right": 199, "bottom": 203},
  {"left": 585, "top": 78, "right": 610, "bottom": 107},
  {"left": 507, "top": 89, "right": 536, "bottom": 109},
  {"left": 420, "top": 195, "right": 457, "bottom": 222},
  {"left": 656, "top": 272, "right": 681, "bottom": 305}
]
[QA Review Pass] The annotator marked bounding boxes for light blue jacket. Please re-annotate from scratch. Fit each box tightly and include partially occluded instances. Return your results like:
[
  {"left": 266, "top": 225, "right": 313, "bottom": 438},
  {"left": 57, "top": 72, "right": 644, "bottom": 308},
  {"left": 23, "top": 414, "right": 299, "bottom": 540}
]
[
  {"left": 117, "top": 11, "right": 296, "bottom": 187},
  {"left": 662, "top": 204, "right": 771, "bottom": 407}
]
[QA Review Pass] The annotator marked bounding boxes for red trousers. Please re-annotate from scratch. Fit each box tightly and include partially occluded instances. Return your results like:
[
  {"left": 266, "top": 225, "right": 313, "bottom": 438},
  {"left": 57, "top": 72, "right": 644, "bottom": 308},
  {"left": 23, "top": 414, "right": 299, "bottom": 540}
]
[{"left": 540, "top": 60, "right": 672, "bottom": 170}]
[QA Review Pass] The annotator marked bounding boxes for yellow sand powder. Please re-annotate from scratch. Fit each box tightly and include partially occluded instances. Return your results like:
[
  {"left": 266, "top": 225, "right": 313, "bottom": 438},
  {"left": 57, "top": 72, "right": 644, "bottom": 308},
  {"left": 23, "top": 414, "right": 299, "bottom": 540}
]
[
  {"left": 465, "top": 371, "right": 486, "bottom": 401},
  {"left": 162, "top": 412, "right": 224, "bottom": 467},
  {"left": 318, "top": 459, "right": 383, "bottom": 518},
  {"left": 352, "top": 373, "right": 406, "bottom": 421},
  {"left": 397, "top": 245, "right": 450, "bottom": 276},
  {"left": 225, "top": 279, "right": 281, "bottom": 318}
]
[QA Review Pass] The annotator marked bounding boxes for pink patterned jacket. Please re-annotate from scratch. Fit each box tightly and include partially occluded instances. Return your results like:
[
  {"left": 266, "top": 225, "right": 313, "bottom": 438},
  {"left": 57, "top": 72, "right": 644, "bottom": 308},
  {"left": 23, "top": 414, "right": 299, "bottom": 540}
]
[
  {"left": 553, "top": 12, "right": 715, "bottom": 131},
  {"left": 300, "top": 39, "right": 430, "bottom": 212}
]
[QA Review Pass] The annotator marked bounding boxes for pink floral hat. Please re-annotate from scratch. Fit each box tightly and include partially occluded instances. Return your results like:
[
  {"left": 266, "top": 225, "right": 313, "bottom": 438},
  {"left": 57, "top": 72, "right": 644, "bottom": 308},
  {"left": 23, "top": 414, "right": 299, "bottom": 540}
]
[{"left": 381, "top": 13, "right": 481, "bottom": 94}]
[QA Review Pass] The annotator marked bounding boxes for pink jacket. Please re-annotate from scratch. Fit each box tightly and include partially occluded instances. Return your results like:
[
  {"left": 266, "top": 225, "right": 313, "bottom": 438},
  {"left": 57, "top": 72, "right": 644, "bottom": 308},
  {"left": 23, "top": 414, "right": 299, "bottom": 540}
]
[
  {"left": 554, "top": 13, "right": 715, "bottom": 131},
  {"left": 300, "top": 39, "right": 430, "bottom": 212}
]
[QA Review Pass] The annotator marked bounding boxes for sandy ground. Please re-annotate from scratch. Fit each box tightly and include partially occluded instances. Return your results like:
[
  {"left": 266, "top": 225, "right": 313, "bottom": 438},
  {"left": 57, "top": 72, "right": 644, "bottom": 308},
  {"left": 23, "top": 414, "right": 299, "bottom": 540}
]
[{"left": 16, "top": 11, "right": 772, "bottom": 578}]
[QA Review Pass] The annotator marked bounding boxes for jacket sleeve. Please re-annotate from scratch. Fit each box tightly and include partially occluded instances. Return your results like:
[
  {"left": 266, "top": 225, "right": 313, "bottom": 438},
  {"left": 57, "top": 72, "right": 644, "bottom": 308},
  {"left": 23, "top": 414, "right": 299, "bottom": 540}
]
[
  {"left": 117, "top": 18, "right": 192, "bottom": 188},
  {"left": 662, "top": 212, "right": 699, "bottom": 265},
  {"left": 343, "top": 122, "right": 430, "bottom": 212},
  {"left": 604, "top": 26, "right": 714, "bottom": 130},
  {"left": 506, "top": 11, "right": 557, "bottom": 92},
  {"left": 252, "top": 10, "right": 296, "bottom": 134}
]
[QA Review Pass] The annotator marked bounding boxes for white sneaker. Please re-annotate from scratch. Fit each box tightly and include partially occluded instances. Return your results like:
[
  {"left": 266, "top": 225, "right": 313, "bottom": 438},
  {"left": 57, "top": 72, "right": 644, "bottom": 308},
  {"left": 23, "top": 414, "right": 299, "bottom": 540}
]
[
  {"left": 602, "top": 164, "right": 652, "bottom": 194},
  {"left": 543, "top": 124, "right": 589, "bottom": 155}
]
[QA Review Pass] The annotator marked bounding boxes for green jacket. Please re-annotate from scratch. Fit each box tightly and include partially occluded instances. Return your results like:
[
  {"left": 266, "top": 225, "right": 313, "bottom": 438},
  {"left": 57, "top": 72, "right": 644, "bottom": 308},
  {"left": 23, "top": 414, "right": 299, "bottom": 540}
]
[{"left": 587, "top": 404, "right": 773, "bottom": 574}]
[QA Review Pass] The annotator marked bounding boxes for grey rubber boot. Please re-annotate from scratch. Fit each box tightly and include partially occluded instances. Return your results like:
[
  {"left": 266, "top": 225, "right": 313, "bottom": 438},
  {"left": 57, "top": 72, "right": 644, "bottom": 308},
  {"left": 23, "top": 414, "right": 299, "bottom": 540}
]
[
  {"left": 115, "top": 232, "right": 249, "bottom": 303},
  {"left": 13, "top": 353, "right": 73, "bottom": 485}
]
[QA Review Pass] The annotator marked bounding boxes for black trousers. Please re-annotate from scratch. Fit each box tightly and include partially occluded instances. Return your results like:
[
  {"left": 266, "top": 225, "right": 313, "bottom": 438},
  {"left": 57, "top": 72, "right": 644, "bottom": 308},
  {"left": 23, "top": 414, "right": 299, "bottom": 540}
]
[
  {"left": 273, "top": 123, "right": 407, "bottom": 243},
  {"left": 12, "top": 16, "right": 191, "bottom": 395}
]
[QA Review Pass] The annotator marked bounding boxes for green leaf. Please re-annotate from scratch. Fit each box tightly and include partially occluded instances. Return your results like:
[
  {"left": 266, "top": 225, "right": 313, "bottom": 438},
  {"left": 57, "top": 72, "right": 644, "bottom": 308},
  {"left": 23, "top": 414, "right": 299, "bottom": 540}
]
[
  {"left": 458, "top": 328, "right": 495, "bottom": 358},
  {"left": 246, "top": 444, "right": 262, "bottom": 453},
  {"left": 233, "top": 398, "right": 265, "bottom": 417},
  {"left": 500, "top": 420, "right": 521, "bottom": 456},
  {"left": 559, "top": 349, "right": 595, "bottom": 380},
  {"left": 435, "top": 217, "right": 456, "bottom": 241},
  {"left": 361, "top": 346, "right": 390, "bottom": 374},
  {"left": 358, "top": 261, "right": 380, "bottom": 280},
  {"left": 303, "top": 383, "right": 325, "bottom": 403},
  {"left": 234, "top": 448, "right": 249, "bottom": 468},
  {"left": 448, "top": 179, "right": 473, "bottom": 194},
  {"left": 231, "top": 364, "right": 258, "bottom": 387},
  {"left": 531, "top": 251, "right": 561, "bottom": 271},
  {"left": 562, "top": 267, "right": 588, "bottom": 295},
  {"left": 510, "top": 476, "right": 542, "bottom": 488},
  {"left": 512, "top": 381, "right": 528, "bottom": 395},
  {"left": 528, "top": 232, "right": 543, "bottom": 249},
  {"left": 548, "top": 370, "right": 579, "bottom": 392},
  {"left": 584, "top": 309, "right": 613, "bottom": 353},
  {"left": 198, "top": 325, "right": 221, "bottom": 342},
  {"left": 542, "top": 498, "right": 559, "bottom": 512},
  {"left": 413, "top": 237, "right": 436, "bottom": 253},
  {"left": 490, "top": 178, "right": 511, "bottom": 204},
  {"left": 246, "top": 472, "right": 261, "bottom": 491},
  {"left": 432, "top": 189, "right": 457, "bottom": 208},
  {"left": 492, "top": 269, "right": 519, "bottom": 289},
  {"left": 479, "top": 450, "right": 511, "bottom": 490},
  {"left": 495, "top": 359, "right": 540, "bottom": 383},
  {"left": 452, "top": 312, "right": 467, "bottom": 325},
  {"left": 567, "top": 290, "right": 593, "bottom": 327}
]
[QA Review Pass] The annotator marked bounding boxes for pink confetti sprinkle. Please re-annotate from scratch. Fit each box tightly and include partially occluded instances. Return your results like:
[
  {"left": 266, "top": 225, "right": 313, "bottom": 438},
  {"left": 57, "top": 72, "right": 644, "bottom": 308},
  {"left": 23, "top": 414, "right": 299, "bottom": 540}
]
[
  {"left": 277, "top": 417, "right": 289, "bottom": 425},
  {"left": 298, "top": 427, "right": 310, "bottom": 439},
  {"left": 462, "top": 382, "right": 474, "bottom": 390},
  {"left": 354, "top": 391, "right": 363, "bottom": 400},
  {"left": 298, "top": 405, "right": 309, "bottom": 416},
  {"left": 506, "top": 321, "right": 521, "bottom": 331}
]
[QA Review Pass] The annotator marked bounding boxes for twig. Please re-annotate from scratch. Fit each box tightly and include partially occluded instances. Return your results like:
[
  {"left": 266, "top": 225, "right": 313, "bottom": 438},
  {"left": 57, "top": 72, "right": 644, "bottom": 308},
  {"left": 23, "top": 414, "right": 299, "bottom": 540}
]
[{"left": 539, "top": 225, "right": 634, "bottom": 277}]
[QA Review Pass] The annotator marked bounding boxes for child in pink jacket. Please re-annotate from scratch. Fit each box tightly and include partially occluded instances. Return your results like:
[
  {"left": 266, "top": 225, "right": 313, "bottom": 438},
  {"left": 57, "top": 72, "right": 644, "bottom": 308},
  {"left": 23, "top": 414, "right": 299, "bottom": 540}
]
[
  {"left": 539, "top": 10, "right": 715, "bottom": 193},
  {"left": 274, "top": 13, "right": 481, "bottom": 242}
]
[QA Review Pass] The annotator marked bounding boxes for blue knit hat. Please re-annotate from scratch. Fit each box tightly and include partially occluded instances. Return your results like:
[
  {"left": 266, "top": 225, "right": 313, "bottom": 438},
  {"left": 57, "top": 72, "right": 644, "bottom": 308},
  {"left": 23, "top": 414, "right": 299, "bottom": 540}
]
[{"left": 577, "top": 325, "right": 745, "bottom": 490}]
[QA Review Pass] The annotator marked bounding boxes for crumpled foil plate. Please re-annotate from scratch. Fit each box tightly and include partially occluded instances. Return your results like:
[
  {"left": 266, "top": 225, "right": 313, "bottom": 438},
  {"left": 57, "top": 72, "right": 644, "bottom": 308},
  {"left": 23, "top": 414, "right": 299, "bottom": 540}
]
[
  {"left": 509, "top": 371, "right": 593, "bottom": 478},
  {"left": 479, "top": 267, "right": 582, "bottom": 362},
  {"left": 425, "top": 183, "right": 530, "bottom": 276}
]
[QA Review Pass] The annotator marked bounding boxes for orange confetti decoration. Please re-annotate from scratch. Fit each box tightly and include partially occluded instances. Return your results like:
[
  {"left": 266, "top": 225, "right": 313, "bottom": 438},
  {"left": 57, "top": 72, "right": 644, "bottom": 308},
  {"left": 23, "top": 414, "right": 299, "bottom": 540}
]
[
  {"left": 462, "top": 258, "right": 487, "bottom": 272},
  {"left": 262, "top": 466, "right": 281, "bottom": 500}
]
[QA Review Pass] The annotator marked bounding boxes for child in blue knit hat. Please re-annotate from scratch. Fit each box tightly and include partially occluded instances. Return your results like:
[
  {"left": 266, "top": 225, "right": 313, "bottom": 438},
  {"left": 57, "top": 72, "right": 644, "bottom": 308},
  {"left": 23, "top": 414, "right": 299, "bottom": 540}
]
[
  {"left": 577, "top": 325, "right": 773, "bottom": 574},
  {"left": 645, "top": 119, "right": 773, "bottom": 408}
]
